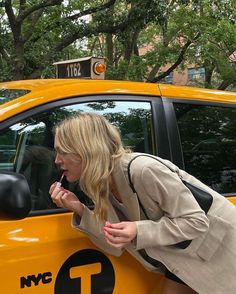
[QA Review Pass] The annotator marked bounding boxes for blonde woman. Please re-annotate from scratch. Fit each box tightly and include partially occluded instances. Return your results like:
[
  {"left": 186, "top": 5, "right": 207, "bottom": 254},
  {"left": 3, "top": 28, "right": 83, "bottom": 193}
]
[{"left": 49, "top": 112, "right": 236, "bottom": 294}]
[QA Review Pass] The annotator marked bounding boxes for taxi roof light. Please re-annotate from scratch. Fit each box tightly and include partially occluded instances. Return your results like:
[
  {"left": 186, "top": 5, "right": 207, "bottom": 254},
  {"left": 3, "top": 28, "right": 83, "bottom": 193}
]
[{"left": 93, "top": 62, "right": 106, "bottom": 75}]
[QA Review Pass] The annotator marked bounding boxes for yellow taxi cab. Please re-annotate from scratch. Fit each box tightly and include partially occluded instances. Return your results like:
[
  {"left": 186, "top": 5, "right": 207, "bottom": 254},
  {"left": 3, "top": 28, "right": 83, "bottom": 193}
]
[{"left": 0, "top": 74, "right": 236, "bottom": 293}]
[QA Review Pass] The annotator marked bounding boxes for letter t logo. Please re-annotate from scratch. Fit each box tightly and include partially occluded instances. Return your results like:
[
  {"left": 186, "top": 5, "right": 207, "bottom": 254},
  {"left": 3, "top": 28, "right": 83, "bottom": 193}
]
[{"left": 70, "top": 263, "right": 101, "bottom": 294}]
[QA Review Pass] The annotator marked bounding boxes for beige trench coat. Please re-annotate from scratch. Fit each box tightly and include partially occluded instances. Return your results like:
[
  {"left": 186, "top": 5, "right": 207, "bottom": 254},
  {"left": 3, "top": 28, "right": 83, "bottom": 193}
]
[{"left": 72, "top": 153, "right": 236, "bottom": 294}]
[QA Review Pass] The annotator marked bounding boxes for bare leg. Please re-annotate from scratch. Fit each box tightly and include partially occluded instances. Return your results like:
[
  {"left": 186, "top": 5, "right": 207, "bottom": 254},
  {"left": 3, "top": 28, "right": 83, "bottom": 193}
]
[{"left": 162, "top": 278, "right": 198, "bottom": 294}]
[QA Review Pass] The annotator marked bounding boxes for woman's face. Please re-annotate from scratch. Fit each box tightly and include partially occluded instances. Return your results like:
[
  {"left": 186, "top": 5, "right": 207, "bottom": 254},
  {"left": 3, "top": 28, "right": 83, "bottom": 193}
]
[{"left": 54, "top": 147, "right": 83, "bottom": 182}]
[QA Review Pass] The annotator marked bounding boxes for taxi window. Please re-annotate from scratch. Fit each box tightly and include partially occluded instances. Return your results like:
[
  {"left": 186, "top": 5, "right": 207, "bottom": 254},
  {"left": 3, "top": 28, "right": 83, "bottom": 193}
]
[
  {"left": 0, "top": 89, "right": 30, "bottom": 105},
  {"left": 0, "top": 99, "right": 154, "bottom": 212},
  {"left": 174, "top": 103, "right": 236, "bottom": 194}
]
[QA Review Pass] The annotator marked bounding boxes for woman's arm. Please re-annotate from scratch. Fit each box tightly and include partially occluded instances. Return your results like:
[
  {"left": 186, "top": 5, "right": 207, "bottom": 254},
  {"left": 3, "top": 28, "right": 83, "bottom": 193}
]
[
  {"left": 132, "top": 162, "right": 210, "bottom": 250},
  {"left": 49, "top": 182, "right": 123, "bottom": 256}
]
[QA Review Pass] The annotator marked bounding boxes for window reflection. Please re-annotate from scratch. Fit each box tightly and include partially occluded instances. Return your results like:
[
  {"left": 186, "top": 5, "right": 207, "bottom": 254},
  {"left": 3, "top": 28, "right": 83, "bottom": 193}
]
[
  {"left": 174, "top": 103, "right": 236, "bottom": 194},
  {"left": 0, "top": 99, "right": 154, "bottom": 212}
]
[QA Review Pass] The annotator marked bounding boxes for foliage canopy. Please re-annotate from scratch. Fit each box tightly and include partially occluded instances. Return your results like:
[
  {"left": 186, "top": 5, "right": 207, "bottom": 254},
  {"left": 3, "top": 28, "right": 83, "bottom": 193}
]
[{"left": 0, "top": 0, "right": 235, "bottom": 90}]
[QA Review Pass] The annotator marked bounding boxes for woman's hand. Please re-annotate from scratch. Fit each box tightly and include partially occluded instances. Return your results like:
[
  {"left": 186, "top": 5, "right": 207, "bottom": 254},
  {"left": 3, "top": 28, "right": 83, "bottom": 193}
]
[
  {"left": 103, "top": 221, "right": 137, "bottom": 249},
  {"left": 49, "top": 182, "right": 84, "bottom": 216}
]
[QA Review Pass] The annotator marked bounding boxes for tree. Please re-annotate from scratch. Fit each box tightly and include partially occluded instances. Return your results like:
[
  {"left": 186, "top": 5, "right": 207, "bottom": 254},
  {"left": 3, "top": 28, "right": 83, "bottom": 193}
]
[
  {"left": 0, "top": 0, "right": 202, "bottom": 81},
  {"left": 185, "top": 0, "right": 236, "bottom": 90},
  {"left": 0, "top": 0, "right": 119, "bottom": 80},
  {"left": 89, "top": 0, "right": 236, "bottom": 89},
  {"left": 0, "top": 0, "right": 235, "bottom": 91}
]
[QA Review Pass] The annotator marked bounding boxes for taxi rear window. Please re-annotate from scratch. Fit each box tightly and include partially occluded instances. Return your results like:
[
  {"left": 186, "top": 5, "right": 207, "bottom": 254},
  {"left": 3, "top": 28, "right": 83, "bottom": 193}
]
[{"left": 0, "top": 89, "right": 30, "bottom": 105}]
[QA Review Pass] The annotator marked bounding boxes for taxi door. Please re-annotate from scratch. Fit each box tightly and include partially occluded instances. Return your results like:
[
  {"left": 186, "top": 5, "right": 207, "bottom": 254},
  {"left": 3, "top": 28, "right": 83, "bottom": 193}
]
[
  {"left": 0, "top": 95, "right": 165, "bottom": 293},
  {"left": 161, "top": 93, "right": 236, "bottom": 205}
]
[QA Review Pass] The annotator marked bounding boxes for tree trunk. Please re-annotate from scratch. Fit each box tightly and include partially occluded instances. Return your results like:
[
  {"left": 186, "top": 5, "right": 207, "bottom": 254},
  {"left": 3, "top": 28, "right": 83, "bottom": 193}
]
[
  {"left": 13, "top": 40, "right": 25, "bottom": 80},
  {"left": 124, "top": 30, "right": 140, "bottom": 63},
  {"left": 146, "top": 63, "right": 161, "bottom": 82},
  {"left": 106, "top": 33, "right": 113, "bottom": 66},
  {"left": 204, "top": 66, "right": 214, "bottom": 88}
]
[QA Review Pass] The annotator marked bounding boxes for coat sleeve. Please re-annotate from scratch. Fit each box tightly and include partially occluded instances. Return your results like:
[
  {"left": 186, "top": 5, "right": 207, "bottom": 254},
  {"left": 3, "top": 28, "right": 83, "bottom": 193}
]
[
  {"left": 133, "top": 161, "right": 210, "bottom": 250},
  {"left": 71, "top": 206, "right": 123, "bottom": 257}
]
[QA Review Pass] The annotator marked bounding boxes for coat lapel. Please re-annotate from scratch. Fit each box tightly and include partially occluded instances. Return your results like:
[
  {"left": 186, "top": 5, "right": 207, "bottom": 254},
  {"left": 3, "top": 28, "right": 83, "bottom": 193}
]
[{"left": 112, "top": 156, "right": 141, "bottom": 221}]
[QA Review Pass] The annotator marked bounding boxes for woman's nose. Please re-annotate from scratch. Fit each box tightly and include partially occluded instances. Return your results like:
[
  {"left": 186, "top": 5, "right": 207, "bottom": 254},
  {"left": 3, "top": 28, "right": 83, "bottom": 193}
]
[{"left": 55, "top": 153, "right": 62, "bottom": 164}]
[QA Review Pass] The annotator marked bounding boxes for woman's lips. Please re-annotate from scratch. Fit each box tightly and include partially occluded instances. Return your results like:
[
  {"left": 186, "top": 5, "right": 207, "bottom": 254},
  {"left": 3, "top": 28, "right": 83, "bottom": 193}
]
[{"left": 63, "top": 170, "right": 68, "bottom": 176}]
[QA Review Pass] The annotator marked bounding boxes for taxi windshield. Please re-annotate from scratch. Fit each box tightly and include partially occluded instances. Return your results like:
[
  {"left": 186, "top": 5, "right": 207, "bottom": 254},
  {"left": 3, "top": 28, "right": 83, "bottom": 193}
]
[{"left": 0, "top": 89, "right": 30, "bottom": 105}]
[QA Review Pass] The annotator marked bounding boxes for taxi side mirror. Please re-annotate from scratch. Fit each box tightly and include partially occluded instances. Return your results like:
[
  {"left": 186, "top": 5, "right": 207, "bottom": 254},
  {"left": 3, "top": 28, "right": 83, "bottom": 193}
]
[{"left": 0, "top": 171, "right": 31, "bottom": 220}]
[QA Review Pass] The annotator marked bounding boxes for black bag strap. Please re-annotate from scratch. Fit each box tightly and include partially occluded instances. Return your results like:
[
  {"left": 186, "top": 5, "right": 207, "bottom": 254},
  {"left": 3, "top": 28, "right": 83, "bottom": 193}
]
[
  {"left": 127, "top": 154, "right": 178, "bottom": 194},
  {"left": 127, "top": 154, "right": 178, "bottom": 220}
]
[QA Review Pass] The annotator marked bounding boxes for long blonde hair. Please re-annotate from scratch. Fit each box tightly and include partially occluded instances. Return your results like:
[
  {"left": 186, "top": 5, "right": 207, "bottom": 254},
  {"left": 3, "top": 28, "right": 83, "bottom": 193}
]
[{"left": 54, "top": 112, "right": 128, "bottom": 221}]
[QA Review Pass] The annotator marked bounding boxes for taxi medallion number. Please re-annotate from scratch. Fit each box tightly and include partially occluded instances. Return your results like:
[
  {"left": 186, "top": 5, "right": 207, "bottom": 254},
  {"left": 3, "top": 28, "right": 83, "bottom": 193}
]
[{"left": 66, "top": 62, "right": 81, "bottom": 78}]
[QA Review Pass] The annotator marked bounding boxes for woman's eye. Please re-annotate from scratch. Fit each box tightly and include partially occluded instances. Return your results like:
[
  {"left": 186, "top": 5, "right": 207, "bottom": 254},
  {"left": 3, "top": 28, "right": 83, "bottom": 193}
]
[{"left": 56, "top": 150, "right": 67, "bottom": 156}]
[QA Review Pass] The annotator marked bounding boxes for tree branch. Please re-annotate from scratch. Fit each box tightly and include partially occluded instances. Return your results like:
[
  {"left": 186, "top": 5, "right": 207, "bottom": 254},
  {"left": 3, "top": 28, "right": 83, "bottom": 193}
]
[
  {"left": 0, "top": 43, "right": 11, "bottom": 62},
  {"left": 53, "top": 17, "right": 135, "bottom": 53},
  {"left": 19, "top": 0, "right": 26, "bottom": 15},
  {"left": 4, "top": 0, "right": 16, "bottom": 30},
  {"left": 33, "top": 15, "right": 136, "bottom": 76},
  {"left": 17, "top": 0, "right": 63, "bottom": 22},
  {"left": 22, "top": 8, "right": 44, "bottom": 42},
  {"left": 124, "top": 29, "right": 140, "bottom": 63},
  {"left": 148, "top": 32, "right": 201, "bottom": 83},
  {"left": 28, "top": 0, "right": 146, "bottom": 54},
  {"left": 218, "top": 80, "right": 232, "bottom": 90},
  {"left": 67, "top": 0, "right": 117, "bottom": 21},
  {"left": 146, "top": 63, "right": 161, "bottom": 82},
  {"left": 28, "top": 1, "right": 117, "bottom": 45}
]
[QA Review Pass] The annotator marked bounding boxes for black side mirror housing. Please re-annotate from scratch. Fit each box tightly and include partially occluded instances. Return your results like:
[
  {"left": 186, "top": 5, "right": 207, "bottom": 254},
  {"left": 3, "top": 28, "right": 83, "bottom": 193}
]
[{"left": 0, "top": 171, "right": 31, "bottom": 220}]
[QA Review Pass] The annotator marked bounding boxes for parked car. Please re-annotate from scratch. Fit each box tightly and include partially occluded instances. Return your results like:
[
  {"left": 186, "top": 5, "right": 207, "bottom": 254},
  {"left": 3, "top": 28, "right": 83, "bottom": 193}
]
[{"left": 0, "top": 78, "right": 235, "bottom": 293}]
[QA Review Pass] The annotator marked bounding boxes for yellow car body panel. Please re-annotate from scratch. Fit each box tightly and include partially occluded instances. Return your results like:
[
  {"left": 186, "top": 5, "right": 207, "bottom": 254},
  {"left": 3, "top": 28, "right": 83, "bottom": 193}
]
[
  {"left": 228, "top": 197, "right": 236, "bottom": 205},
  {"left": 0, "top": 79, "right": 160, "bottom": 121},
  {"left": 158, "top": 83, "right": 236, "bottom": 104},
  {"left": 0, "top": 213, "right": 163, "bottom": 293}
]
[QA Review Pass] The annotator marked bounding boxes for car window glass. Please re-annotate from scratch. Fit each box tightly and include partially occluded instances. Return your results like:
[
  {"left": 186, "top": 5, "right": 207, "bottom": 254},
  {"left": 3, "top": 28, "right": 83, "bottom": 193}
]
[
  {"left": 173, "top": 103, "right": 236, "bottom": 194},
  {"left": 0, "top": 99, "right": 154, "bottom": 212}
]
